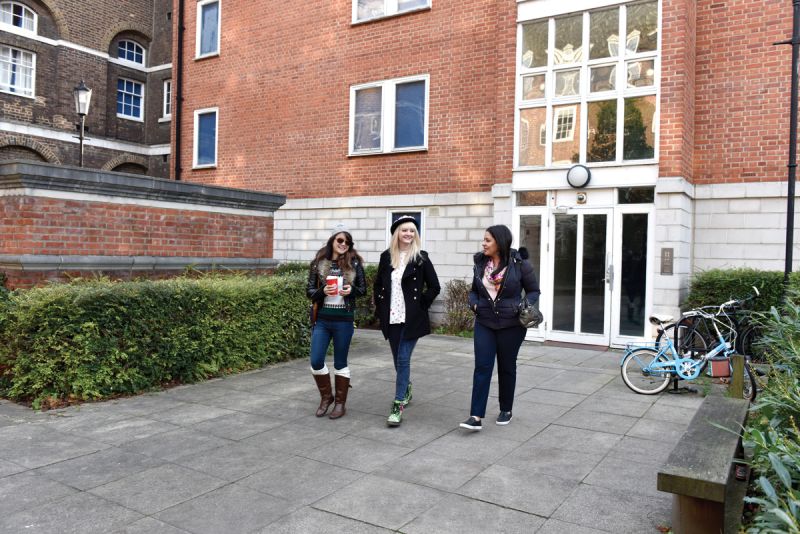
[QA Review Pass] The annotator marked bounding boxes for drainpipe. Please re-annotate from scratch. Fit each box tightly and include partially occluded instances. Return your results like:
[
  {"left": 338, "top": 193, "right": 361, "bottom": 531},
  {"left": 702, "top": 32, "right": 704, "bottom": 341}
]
[
  {"left": 776, "top": 0, "right": 800, "bottom": 285},
  {"left": 174, "top": 0, "right": 185, "bottom": 180}
]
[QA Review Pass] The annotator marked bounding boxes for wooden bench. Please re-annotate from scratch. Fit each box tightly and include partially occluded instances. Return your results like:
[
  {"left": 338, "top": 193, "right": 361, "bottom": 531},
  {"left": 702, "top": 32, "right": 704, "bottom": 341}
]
[{"left": 657, "top": 395, "right": 750, "bottom": 534}]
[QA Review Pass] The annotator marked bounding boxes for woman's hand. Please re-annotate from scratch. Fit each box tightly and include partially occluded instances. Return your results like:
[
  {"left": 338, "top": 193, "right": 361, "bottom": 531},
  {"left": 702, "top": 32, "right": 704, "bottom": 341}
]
[
  {"left": 323, "top": 284, "right": 338, "bottom": 296},
  {"left": 339, "top": 284, "right": 352, "bottom": 296}
]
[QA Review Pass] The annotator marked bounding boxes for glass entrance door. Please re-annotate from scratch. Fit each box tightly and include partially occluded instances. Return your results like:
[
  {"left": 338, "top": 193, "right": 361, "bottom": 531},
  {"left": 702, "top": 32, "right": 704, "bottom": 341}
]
[{"left": 547, "top": 209, "right": 613, "bottom": 344}]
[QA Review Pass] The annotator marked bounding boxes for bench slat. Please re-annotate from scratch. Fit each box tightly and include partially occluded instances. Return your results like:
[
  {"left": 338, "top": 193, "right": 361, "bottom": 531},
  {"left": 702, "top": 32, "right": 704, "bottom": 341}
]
[{"left": 657, "top": 396, "right": 750, "bottom": 503}]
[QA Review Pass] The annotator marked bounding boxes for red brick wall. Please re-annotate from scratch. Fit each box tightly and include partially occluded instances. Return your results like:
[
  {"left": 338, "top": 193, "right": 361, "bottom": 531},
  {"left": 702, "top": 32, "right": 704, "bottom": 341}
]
[
  {"left": 1, "top": 196, "right": 274, "bottom": 258},
  {"left": 659, "top": 0, "right": 696, "bottom": 181},
  {"left": 174, "top": 0, "right": 509, "bottom": 198},
  {"left": 692, "top": 0, "right": 790, "bottom": 184}
]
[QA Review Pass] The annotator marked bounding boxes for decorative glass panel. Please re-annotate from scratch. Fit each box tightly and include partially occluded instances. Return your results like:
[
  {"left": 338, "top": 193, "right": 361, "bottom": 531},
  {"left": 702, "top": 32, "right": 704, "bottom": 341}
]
[
  {"left": 554, "top": 14, "right": 583, "bottom": 65},
  {"left": 199, "top": 2, "right": 219, "bottom": 56},
  {"left": 357, "top": 0, "right": 384, "bottom": 19},
  {"left": 618, "top": 187, "right": 655, "bottom": 204},
  {"left": 521, "top": 21, "right": 548, "bottom": 69},
  {"left": 627, "top": 1, "right": 658, "bottom": 54},
  {"left": 623, "top": 95, "right": 656, "bottom": 160},
  {"left": 517, "top": 191, "right": 548, "bottom": 207},
  {"left": 589, "top": 8, "right": 618, "bottom": 60},
  {"left": 589, "top": 64, "right": 615, "bottom": 92},
  {"left": 395, "top": 80, "right": 425, "bottom": 148},
  {"left": 619, "top": 213, "right": 648, "bottom": 336},
  {"left": 587, "top": 100, "right": 617, "bottom": 163},
  {"left": 522, "top": 74, "right": 545, "bottom": 100},
  {"left": 197, "top": 112, "right": 216, "bottom": 165},
  {"left": 555, "top": 69, "right": 580, "bottom": 97},
  {"left": 518, "top": 107, "right": 546, "bottom": 166},
  {"left": 552, "top": 104, "right": 580, "bottom": 165},
  {"left": 353, "top": 87, "right": 382, "bottom": 151},
  {"left": 626, "top": 59, "right": 654, "bottom": 88}
]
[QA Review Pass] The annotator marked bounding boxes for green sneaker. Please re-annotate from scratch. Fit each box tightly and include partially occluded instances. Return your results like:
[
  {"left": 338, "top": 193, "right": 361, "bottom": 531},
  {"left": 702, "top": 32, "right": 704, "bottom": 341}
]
[
  {"left": 387, "top": 400, "right": 404, "bottom": 427},
  {"left": 402, "top": 383, "right": 413, "bottom": 407}
]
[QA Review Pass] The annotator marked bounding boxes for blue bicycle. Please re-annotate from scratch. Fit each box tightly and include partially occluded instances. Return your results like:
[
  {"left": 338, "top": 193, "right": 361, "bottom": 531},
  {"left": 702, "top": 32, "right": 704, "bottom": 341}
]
[{"left": 620, "top": 299, "right": 757, "bottom": 401}]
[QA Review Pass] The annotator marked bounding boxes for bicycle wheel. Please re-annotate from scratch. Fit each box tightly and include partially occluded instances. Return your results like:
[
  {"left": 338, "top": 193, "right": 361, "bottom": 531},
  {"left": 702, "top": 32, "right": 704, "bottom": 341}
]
[
  {"left": 674, "top": 316, "right": 710, "bottom": 360},
  {"left": 739, "top": 325, "right": 765, "bottom": 364},
  {"left": 621, "top": 349, "right": 673, "bottom": 395},
  {"left": 742, "top": 361, "right": 757, "bottom": 402}
]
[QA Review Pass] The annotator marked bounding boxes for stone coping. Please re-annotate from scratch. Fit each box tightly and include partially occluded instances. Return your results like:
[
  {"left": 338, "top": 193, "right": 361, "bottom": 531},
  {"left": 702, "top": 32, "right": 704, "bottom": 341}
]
[
  {"left": 0, "top": 254, "right": 278, "bottom": 271},
  {"left": 0, "top": 161, "right": 285, "bottom": 212}
]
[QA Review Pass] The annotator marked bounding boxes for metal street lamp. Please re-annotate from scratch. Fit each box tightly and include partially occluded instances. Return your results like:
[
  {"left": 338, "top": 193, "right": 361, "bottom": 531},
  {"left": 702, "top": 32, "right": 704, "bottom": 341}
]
[{"left": 73, "top": 80, "right": 92, "bottom": 167}]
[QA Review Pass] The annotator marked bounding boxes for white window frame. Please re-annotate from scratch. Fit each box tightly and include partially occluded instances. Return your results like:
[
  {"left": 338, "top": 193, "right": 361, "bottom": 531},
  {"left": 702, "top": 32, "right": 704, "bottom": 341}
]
[
  {"left": 0, "top": 45, "right": 35, "bottom": 98},
  {"left": 352, "top": 0, "right": 431, "bottom": 24},
  {"left": 193, "top": 107, "right": 219, "bottom": 169},
  {"left": 553, "top": 105, "right": 576, "bottom": 142},
  {"left": 195, "top": 0, "right": 221, "bottom": 59},
  {"left": 160, "top": 79, "right": 172, "bottom": 121},
  {"left": 117, "top": 39, "right": 145, "bottom": 66},
  {"left": 0, "top": 1, "right": 36, "bottom": 34},
  {"left": 116, "top": 77, "right": 145, "bottom": 122},
  {"left": 349, "top": 74, "right": 429, "bottom": 156},
  {"left": 514, "top": 1, "right": 660, "bottom": 170}
]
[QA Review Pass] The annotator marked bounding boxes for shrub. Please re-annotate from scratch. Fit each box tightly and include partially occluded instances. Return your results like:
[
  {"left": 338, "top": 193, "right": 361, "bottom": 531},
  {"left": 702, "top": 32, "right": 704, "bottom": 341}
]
[
  {"left": 682, "top": 268, "right": 800, "bottom": 312},
  {"left": 273, "top": 261, "right": 308, "bottom": 275},
  {"left": 743, "top": 291, "right": 800, "bottom": 531},
  {"left": 356, "top": 263, "right": 379, "bottom": 328},
  {"left": 441, "top": 279, "right": 473, "bottom": 335},
  {"left": 0, "top": 274, "right": 310, "bottom": 409}
]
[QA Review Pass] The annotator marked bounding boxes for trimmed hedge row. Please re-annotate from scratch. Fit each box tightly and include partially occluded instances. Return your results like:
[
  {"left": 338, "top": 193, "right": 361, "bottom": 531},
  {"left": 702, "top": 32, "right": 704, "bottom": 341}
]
[
  {"left": 682, "top": 268, "right": 800, "bottom": 312},
  {"left": 0, "top": 274, "right": 311, "bottom": 409}
]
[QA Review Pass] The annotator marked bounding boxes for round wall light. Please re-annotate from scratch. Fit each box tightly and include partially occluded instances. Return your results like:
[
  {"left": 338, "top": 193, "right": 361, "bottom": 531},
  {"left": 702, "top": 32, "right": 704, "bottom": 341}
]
[{"left": 566, "top": 164, "right": 591, "bottom": 189}]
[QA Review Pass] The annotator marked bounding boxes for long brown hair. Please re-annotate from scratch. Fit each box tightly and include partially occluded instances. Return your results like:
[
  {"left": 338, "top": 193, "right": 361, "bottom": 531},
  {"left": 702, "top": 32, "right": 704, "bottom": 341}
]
[{"left": 313, "top": 231, "right": 363, "bottom": 269}]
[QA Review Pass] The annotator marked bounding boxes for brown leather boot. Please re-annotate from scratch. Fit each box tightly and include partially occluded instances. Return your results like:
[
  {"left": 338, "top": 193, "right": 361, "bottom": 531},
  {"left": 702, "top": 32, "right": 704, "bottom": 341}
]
[
  {"left": 313, "top": 373, "right": 334, "bottom": 417},
  {"left": 329, "top": 375, "right": 351, "bottom": 419}
]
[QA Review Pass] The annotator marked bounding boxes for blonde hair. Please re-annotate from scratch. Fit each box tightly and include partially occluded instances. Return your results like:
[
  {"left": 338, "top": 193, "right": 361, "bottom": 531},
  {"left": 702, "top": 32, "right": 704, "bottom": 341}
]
[{"left": 390, "top": 221, "right": 421, "bottom": 269}]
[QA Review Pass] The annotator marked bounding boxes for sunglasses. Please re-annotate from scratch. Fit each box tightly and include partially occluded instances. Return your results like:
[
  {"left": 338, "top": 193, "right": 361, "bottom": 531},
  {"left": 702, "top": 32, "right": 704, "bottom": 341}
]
[{"left": 335, "top": 238, "right": 352, "bottom": 246}]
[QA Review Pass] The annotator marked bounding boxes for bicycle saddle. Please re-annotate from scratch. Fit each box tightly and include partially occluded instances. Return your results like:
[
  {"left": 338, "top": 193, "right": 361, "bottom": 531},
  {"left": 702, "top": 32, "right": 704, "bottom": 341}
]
[{"left": 649, "top": 314, "right": 673, "bottom": 325}]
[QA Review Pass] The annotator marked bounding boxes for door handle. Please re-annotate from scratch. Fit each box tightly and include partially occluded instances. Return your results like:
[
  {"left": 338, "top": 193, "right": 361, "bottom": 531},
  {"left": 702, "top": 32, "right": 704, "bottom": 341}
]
[{"left": 604, "top": 264, "right": 614, "bottom": 291}]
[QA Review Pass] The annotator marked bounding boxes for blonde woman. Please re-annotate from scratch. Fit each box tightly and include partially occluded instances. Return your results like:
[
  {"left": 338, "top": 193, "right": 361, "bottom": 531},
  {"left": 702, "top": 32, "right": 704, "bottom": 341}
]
[{"left": 373, "top": 215, "right": 440, "bottom": 426}]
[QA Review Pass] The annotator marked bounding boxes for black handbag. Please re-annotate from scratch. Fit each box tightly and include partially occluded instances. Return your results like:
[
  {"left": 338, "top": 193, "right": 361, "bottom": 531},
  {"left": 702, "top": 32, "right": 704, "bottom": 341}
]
[{"left": 518, "top": 297, "right": 543, "bottom": 328}]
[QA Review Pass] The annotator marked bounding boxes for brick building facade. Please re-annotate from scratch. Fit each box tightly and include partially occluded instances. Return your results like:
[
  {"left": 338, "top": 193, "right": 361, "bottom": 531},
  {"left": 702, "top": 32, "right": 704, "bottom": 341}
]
[
  {"left": 165, "top": 0, "right": 798, "bottom": 347},
  {"left": 0, "top": 0, "right": 172, "bottom": 176}
]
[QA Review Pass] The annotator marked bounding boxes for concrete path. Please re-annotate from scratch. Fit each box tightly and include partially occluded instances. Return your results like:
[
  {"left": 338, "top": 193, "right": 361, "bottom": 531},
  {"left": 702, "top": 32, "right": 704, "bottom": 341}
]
[{"left": 0, "top": 329, "right": 702, "bottom": 533}]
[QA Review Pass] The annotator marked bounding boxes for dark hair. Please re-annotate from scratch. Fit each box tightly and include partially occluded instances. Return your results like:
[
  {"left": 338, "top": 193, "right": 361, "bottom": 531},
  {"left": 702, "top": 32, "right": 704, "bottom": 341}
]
[
  {"left": 486, "top": 224, "right": 513, "bottom": 276},
  {"left": 313, "top": 231, "right": 363, "bottom": 269}
]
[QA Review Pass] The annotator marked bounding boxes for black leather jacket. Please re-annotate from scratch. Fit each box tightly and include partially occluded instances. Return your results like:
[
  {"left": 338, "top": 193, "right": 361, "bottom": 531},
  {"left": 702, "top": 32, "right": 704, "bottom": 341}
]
[
  {"left": 469, "top": 249, "right": 540, "bottom": 330},
  {"left": 307, "top": 257, "right": 367, "bottom": 313}
]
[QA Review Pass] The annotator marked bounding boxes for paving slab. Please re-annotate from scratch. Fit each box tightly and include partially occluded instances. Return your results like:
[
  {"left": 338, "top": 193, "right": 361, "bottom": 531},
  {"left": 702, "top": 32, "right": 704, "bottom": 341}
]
[
  {"left": 403, "top": 493, "right": 546, "bottom": 533},
  {"left": 154, "top": 482, "right": 297, "bottom": 534},
  {"left": 0, "top": 329, "right": 705, "bottom": 533},
  {"left": 313, "top": 474, "right": 445, "bottom": 530}
]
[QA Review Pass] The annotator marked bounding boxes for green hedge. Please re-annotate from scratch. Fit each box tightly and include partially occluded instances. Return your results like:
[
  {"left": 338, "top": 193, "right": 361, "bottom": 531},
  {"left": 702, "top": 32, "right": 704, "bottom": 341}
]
[
  {"left": 0, "top": 274, "right": 311, "bottom": 409},
  {"left": 682, "top": 269, "right": 800, "bottom": 312}
]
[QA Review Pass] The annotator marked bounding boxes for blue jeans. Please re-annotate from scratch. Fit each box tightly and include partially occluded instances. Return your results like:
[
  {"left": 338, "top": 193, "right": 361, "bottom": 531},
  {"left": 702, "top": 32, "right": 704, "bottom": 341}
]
[
  {"left": 388, "top": 324, "right": 418, "bottom": 401},
  {"left": 310, "top": 319, "right": 354, "bottom": 371},
  {"left": 470, "top": 321, "right": 527, "bottom": 418}
]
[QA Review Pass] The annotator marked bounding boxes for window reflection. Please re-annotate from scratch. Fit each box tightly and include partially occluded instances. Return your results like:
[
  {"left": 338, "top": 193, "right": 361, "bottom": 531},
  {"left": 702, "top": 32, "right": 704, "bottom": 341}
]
[
  {"left": 590, "top": 8, "right": 618, "bottom": 60},
  {"left": 587, "top": 100, "right": 617, "bottom": 163},
  {"left": 623, "top": 96, "right": 655, "bottom": 160},
  {"left": 521, "top": 21, "right": 548, "bottom": 68},
  {"left": 627, "top": 1, "right": 658, "bottom": 53},
  {"left": 519, "top": 107, "right": 546, "bottom": 166}
]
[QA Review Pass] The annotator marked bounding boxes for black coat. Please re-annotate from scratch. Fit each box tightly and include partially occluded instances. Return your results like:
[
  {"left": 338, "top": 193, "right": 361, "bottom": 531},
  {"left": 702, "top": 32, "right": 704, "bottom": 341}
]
[
  {"left": 307, "top": 257, "right": 367, "bottom": 313},
  {"left": 374, "top": 250, "right": 441, "bottom": 340},
  {"left": 469, "top": 249, "right": 540, "bottom": 330}
]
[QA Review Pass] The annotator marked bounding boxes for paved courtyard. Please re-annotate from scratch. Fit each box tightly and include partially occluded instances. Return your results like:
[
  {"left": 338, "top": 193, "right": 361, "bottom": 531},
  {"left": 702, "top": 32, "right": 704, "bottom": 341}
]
[{"left": 0, "top": 329, "right": 703, "bottom": 533}]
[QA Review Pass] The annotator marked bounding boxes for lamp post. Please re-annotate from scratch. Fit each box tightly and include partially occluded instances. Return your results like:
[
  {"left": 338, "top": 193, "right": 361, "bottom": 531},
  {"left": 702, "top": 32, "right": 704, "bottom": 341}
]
[{"left": 73, "top": 80, "right": 92, "bottom": 167}]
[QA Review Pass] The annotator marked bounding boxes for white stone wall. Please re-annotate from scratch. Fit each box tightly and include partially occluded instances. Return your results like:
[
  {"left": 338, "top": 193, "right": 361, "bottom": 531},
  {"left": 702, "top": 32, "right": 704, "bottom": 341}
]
[
  {"left": 653, "top": 177, "right": 694, "bottom": 318},
  {"left": 694, "top": 182, "right": 800, "bottom": 272},
  {"left": 273, "top": 191, "right": 496, "bottom": 320}
]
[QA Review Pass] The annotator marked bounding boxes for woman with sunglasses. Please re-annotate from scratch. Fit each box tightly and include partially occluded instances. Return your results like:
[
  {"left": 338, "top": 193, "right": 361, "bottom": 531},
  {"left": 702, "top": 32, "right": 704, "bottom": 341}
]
[
  {"left": 307, "top": 224, "right": 366, "bottom": 419},
  {"left": 374, "top": 215, "right": 440, "bottom": 426}
]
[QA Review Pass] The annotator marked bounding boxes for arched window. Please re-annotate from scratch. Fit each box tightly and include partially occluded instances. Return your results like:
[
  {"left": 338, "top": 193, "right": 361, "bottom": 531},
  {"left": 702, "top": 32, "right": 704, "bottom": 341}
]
[
  {"left": 118, "top": 40, "right": 145, "bottom": 65},
  {"left": 0, "top": 2, "right": 36, "bottom": 33}
]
